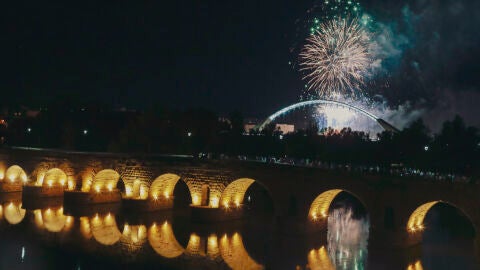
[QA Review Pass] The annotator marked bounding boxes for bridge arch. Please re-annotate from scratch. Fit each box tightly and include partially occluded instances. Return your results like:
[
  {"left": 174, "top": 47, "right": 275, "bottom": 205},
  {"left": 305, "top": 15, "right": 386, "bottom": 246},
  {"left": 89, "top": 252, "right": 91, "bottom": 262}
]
[
  {"left": 149, "top": 173, "right": 182, "bottom": 200},
  {"left": 220, "top": 178, "right": 273, "bottom": 211},
  {"left": 406, "top": 201, "right": 474, "bottom": 234},
  {"left": 258, "top": 99, "right": 379, "bottom": 130},
  {"left": 5, "top": 165, "right": 28, "bottom": 183},
  {"left": 91, "top": 169, "right": 121, "bottom": 193},
  {"left": 38, "top": 168, "right": 68, "bottom": 187},
  {"left": 148, "top": 221, "right": 185, "bottom": 258},
  {"left": 308, "top": 189, "right": 367, "bottom": 220},
  {"left": 220, "top": 178, "right": 256, "bottom": 208}
]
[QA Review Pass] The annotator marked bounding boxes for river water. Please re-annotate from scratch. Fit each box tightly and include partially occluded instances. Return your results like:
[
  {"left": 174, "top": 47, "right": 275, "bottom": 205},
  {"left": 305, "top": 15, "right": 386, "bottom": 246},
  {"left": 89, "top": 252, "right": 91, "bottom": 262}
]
[{"left": 0, "top": 199, "right": 478, "bottom": 270}]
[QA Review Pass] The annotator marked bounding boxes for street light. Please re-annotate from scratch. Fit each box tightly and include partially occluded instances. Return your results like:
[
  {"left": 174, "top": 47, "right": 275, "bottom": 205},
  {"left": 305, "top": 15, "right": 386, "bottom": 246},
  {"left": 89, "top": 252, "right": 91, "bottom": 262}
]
[{"left": 83, "top": 129, "right": 88, "bottom": 135}]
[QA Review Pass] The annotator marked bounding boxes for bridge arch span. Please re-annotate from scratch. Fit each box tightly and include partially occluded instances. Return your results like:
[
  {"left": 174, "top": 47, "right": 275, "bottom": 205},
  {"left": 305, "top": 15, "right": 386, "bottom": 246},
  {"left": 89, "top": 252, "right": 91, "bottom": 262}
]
[
  {"left": 406, "top": 200, "right": 475, "bottom": 234},
  {"left": 149, "top": 173, "right": 181, "bottom": 200},
  {"left": 308, "top": 189, "right": 367, "bottom": 221},
  {"left": 259, "top": 99, "right": 379, "bottom": 130},
  {"left": 90, "top": 169, "right": 121, "bottom": 193},
  {"left": 39, "top": 168, "right": 68, "bottom": 187},
  {"left": 5, "top": 165, "right": 28, "bottom": 183},
  {"left": 220, "top": 178, "right": 273, "bottom": 211}
]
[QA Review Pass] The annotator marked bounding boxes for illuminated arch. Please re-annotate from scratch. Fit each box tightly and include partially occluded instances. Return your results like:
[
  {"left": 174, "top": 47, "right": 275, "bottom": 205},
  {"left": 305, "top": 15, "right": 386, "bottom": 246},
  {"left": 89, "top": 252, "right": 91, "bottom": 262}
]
[
  {"left": 90, "top": 169, "right": 120, "bottom": 193},
  {"left": 38, "top": 168, "right": 68, "bottom": 187},
  {"left": 220, "top": 178, "right": 256, "bottom": 208},
  {"left": 90, "top": 213, "right": 122, "bottom": 245},
  {"left": 308, "top": 189, "right": 365, "bottom": 220},
  {"left": 149, "top": 173, "right": 182, "bottom": 200},
  {"left": 258, "top": 99, "right": 379, "bottom": 131},
  {"left": 148, "top": 221, "right": 185, "bottom": 258},
  {"left": 219, "top": 232, "right": 264, "bottom": 270},
  {"left": 33, "top": 207, "right": 73, "bottom": 233},
  {"left": 406, "top": 201, "right": 473, "bottom": 233},
  {"left": 5, "top": 165, "right": 28, "bottom": 183},
  {"left": 4, "top": 202, "right": 26, "bottom": 225}
]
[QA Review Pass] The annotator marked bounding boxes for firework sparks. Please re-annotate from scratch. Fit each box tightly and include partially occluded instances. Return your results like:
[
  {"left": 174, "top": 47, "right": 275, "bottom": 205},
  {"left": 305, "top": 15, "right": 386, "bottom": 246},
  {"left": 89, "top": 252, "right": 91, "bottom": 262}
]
[{"left": 300, "top": 18, "right": 372, "bottom": 98}]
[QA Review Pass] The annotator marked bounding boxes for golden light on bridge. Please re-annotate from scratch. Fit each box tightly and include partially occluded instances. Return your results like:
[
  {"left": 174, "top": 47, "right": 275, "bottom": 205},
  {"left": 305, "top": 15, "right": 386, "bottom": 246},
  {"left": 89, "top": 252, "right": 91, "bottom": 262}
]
[
  {"left": 211, "top": 197, "right": 219, "bottom": 208},
  {"left": 308, "top": 189, "right": 343, "bottom": 220},
  {"left": 5, "top": 165, "right": 28, "bottom": 184},
  {"left": 89, "top": 169, "right": 120, "bottom": 194},
  {"left": 407, "top": 201, "right": 439, "bottom": 233},
  {"left": 220, "top": 178, "right": 255, "bottom": 209},
  {"left": 192, "top": 194, "right": 200, "bottom": 206},
  {"left": 148, "top": 173, "right": 184, "bottom": 202},
  {"left": 36, "top": 168, "right": 67, "bottom": 188}
]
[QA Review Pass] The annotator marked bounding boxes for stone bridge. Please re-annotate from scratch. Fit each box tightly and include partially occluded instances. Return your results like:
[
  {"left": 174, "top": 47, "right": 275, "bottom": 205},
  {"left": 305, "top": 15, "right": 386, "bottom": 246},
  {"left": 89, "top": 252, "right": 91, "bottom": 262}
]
[{"left": 0, "top": 147, "right": 479, "bottom": 249}]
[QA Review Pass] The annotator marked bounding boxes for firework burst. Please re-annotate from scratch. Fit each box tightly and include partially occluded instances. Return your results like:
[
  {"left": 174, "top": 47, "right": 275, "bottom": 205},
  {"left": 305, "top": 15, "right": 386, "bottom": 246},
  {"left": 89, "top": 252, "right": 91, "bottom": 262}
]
[{"left": 300, "top": 18, "right": 372, "bottom": 98}]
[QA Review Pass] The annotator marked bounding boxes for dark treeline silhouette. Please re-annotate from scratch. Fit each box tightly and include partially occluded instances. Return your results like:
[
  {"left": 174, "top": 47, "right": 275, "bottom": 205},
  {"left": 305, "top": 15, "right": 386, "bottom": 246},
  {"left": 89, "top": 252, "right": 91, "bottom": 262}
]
[{"left": 1, "top": 101, "right": 478, "bottom": 177}]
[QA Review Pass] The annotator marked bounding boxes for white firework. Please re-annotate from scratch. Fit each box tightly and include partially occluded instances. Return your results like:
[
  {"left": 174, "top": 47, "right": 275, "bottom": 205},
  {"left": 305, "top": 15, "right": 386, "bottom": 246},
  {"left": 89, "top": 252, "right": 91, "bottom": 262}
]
[{"left": 300, "top": 18, "right": 372, "bottom": 98}]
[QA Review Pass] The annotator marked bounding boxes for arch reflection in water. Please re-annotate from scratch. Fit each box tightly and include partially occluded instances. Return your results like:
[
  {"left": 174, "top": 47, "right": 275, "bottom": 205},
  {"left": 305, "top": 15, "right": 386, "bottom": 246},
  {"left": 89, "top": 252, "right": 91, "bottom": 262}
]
[
  {"left": 148, "top": 221, "right": 185, "bottom": 258},
  {"left": 308, "top": 208, "right": 369, "bottom": 270},
  {"left": 308, "top": 246, "right": 334, "bottom": 270},
  {"left": 184, "top": 232, "right": 263, "bottom": 269},
  {"left": 407, "top": 260, "right": 424, "bottom": 270},
  {"left": 2, "top": 202, "right": 26, "bottom": 225},
  {"left": 218, "top": 232, "right": 263, "bottom": 270},
  {"left": 33, "top": 207, "right": 73, "bottom": 232},
  {"left": 89, "top": 213, "right": 122, "bottom": 245},
  {"left": 120, "top": 223, "right": 147, "bottom": 253}
]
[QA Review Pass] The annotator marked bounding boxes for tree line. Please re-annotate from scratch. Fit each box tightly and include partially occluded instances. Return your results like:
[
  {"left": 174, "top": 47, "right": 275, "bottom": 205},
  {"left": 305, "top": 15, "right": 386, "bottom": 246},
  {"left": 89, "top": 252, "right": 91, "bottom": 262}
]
[{"left": 2, "top": 102, "right": 478, "bottom": 177}]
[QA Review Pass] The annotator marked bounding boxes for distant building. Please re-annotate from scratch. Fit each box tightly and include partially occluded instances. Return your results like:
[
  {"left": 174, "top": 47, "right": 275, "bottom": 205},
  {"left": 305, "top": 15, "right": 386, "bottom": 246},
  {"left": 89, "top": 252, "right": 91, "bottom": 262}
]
[
  {"left": 244, "top": 123, "right": 257, "bottom": 133},
  {"left": 275, "top": 124, "right": 294, "bottom": 134}
]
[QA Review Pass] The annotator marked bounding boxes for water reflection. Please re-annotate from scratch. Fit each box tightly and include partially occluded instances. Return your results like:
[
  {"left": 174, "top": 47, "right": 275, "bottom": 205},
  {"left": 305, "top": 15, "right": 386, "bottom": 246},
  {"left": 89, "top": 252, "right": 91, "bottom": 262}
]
[
  {"left": 0, "top": 201, "right": 478, "bottom": 269},
  {"left": 2, "top": 201, "right": 26, "bottom": 225},
  {"left": 148, "top": 221, "right": 184, "bottom": 258},
  {"left": 407, "top": 260, "right": 424, "bottom": 270},
  {"left": 308, "top": 208, "right": 369, "bottom": 270},
  {"left": 33, "top": 207, "right": 73, "bottom": 233},
  {"left": 89, "top": 213, "right": 122, "bottom": 245}
]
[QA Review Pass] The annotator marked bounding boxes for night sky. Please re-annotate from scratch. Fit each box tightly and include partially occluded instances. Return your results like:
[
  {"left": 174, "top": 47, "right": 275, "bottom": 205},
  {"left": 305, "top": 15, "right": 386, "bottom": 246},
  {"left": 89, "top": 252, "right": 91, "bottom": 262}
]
[{"left": 3, "top": 0, "right": 479, "bottom": 129}]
